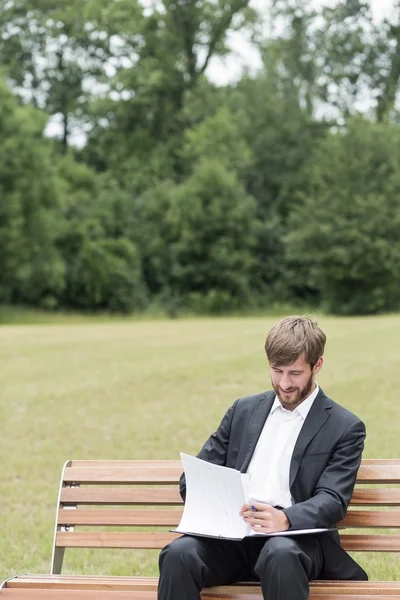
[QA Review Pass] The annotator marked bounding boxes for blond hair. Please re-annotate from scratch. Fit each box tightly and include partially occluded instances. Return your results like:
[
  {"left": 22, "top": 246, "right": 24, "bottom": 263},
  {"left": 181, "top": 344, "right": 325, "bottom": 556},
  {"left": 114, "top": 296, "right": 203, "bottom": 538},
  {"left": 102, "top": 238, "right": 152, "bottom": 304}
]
[{"left": 265, "top": 315, "right": 326, "bottom": 367}]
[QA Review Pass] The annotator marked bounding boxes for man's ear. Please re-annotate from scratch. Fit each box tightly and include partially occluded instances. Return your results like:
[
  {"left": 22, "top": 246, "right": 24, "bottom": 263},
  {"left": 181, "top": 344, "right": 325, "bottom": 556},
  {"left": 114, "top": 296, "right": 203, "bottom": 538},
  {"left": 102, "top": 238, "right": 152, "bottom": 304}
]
[{"left": 313, "top": 356, "right": 324, "bottom": 375}]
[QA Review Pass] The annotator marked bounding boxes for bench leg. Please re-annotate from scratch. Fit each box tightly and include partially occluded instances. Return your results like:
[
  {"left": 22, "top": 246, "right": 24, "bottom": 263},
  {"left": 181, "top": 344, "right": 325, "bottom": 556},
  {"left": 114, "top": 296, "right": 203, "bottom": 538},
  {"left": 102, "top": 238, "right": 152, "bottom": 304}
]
[{"left": 51, "top": 547, "right": 65, "bottom": 574}]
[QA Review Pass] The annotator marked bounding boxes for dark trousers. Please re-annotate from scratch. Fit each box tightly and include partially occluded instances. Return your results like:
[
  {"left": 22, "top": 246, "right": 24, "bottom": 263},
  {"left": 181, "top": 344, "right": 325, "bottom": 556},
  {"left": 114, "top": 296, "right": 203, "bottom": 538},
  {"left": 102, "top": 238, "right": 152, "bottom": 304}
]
[{"left": 158, "top": 534, "right": 323, "bottom": 600}]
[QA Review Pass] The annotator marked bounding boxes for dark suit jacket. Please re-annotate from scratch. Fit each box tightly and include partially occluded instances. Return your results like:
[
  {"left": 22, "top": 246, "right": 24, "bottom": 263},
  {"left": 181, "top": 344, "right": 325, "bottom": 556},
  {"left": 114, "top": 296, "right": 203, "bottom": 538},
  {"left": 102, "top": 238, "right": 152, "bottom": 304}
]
[{"left": 179, "top": 388, "right": 368, "bottom": 581}]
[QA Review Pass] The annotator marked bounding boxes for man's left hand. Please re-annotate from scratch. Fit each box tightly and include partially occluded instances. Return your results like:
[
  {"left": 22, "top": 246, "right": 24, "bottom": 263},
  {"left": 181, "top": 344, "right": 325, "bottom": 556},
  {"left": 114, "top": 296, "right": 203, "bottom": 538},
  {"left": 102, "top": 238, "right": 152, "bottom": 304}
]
[{"left": 240, "top": 503, "right": 290, "bottom": 533}]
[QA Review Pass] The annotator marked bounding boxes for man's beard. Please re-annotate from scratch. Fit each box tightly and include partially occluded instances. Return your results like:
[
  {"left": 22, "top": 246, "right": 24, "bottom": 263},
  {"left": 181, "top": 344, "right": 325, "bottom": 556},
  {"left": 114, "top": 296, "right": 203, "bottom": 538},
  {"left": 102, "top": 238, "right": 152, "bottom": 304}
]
[{"left": 272, "top": 372, "right": 315, "bottom": 410}]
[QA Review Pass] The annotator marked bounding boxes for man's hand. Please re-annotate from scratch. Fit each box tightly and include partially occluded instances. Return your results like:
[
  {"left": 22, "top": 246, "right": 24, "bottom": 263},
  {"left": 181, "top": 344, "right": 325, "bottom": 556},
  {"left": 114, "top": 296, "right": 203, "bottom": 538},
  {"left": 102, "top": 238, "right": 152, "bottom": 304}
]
[{"left": 240, "top": 502, "right": 290, "bottom": 533}]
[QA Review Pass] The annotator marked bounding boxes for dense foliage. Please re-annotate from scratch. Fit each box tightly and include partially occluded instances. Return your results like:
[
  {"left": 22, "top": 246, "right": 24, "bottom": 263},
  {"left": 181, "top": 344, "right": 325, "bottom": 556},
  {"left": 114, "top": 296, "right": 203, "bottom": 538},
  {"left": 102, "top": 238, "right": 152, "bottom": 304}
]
[{"left": 1, "top": 0, "right": 400, "bottom": 315}]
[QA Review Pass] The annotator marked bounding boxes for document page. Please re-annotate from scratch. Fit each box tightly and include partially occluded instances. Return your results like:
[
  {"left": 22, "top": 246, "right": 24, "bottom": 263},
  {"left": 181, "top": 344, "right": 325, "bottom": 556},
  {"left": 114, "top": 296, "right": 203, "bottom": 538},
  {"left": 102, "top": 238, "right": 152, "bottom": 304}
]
[
  {"left": 175, "top": 454, "right": 335, "bottom": 540},
  {"left": 248, "top": 528, "right": 335, "bottom": 537},
  {"left": 175, "top": 453, "right": 251, "bottom": 539}
]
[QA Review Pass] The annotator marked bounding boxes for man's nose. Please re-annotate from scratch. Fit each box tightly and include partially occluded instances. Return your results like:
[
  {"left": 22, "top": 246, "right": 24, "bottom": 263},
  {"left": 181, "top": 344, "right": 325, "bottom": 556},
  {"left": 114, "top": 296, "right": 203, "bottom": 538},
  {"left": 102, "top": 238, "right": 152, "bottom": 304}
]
[{"left": 280, "top": 374, "right": 292, "bottom": 389}]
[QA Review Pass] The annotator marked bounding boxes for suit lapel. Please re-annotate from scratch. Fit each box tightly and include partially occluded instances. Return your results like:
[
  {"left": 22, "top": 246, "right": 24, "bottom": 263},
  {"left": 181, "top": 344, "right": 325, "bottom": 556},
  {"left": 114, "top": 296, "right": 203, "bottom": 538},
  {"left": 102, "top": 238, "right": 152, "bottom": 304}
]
[
  {"left": 289, "top": 389, "right": 332, "bottom": 488},
  {"left": 240, "top": 391, "right": 275, "bottom": 472}
]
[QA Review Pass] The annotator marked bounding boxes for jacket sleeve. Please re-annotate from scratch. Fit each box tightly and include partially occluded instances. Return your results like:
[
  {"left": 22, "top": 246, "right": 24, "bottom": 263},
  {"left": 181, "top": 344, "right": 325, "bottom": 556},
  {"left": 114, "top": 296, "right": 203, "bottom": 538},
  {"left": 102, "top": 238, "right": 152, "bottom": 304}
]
[
  {"left": 284, "top": 418, "right": 366, "bottom": 529},
  {"left": 179, "top": 399, "right": 239, "bottom": 501}
]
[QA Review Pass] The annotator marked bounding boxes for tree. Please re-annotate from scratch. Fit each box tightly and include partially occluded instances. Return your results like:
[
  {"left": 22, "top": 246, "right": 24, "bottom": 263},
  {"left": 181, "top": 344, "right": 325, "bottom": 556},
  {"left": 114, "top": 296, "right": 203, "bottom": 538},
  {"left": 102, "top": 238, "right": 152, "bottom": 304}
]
[
  {"left": 270, "top": 0, "right": 400, "bottom": 123},
  {"left": 181, "top": 106, "right": 252, "bottom": 176},
  {"left": 285, "top": 118, "right": 400, "bottom": 314},
  {"left": 67, "top": 238, "right": 147, "bottom": 312},
  {"left": 375, "top": 2, "right": 400, "bottom": 121},
  {"left": 0, "top": 0, "right": 143, "bottom": 150},
  {"left": 55, "top": 155, "right": 148, "bottom": 311},
  {"left": 167, "top": 159, "right": 258, "bottom": 311},
  {"left": 83, "top": 0, "right": 257, "bottom": 180},
  {"left": 0, "top": 79, "right": 65, "bottom": 307}
]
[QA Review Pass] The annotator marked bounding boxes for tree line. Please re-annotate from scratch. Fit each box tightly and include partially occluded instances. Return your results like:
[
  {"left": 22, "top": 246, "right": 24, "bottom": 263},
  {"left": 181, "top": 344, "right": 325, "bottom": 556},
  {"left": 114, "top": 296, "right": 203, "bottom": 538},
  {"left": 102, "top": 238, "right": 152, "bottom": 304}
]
[{"left": 1, "top": 0, "right": 400, "bottom": 315}]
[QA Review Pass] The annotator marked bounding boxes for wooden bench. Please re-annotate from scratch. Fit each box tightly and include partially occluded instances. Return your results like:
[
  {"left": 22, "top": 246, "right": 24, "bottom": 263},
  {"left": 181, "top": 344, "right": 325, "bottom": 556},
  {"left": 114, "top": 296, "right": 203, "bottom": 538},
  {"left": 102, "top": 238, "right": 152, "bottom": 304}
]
[{"left": 1, "top": 459, "right": 400, "bottom": 599}]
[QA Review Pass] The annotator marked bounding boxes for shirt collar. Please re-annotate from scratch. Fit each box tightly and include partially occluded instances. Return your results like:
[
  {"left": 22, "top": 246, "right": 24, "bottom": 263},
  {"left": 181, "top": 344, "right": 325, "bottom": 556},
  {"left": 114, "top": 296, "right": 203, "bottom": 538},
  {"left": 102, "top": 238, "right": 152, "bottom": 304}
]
[{"left": 271, "top": 384, "right": 320, "bottom": 419}]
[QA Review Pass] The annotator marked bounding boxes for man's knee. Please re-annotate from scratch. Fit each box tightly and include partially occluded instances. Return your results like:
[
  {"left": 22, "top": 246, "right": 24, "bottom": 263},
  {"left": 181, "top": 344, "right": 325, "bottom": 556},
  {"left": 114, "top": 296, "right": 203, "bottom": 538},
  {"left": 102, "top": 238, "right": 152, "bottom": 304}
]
[
  {"left": 159, "top": 536, "right": 206, "bottom": 580},
  {"left": 263, "top": 536, "right": 299, "bottom": 556},
  {"left": 255, "top": 536, "right": 306, "bottom": 576},
  {"left": 159, "top": 537, "right": 192, "bottom": 569}
]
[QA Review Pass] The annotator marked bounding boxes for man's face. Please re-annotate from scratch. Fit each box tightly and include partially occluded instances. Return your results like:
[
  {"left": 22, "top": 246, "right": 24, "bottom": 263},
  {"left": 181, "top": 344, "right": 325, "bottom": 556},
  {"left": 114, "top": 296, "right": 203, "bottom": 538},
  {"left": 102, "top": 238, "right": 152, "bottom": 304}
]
[{"left": 269, "top": 353, "right": 323, "bottom": 410}]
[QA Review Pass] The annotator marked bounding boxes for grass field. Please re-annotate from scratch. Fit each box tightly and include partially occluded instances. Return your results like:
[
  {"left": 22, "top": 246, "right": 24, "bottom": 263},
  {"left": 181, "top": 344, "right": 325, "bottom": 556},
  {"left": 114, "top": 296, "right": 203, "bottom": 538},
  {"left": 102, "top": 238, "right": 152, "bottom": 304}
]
[{"left": 1, "top": 315, "right": 399, "bottom": 582}]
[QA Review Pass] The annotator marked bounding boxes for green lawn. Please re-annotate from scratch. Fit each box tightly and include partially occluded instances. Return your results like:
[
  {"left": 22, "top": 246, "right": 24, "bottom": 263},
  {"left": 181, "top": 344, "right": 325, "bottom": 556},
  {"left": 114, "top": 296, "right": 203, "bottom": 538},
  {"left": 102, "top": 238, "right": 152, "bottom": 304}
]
[{"left": 1, "top": 315, "right": 399, "bottom": 581}]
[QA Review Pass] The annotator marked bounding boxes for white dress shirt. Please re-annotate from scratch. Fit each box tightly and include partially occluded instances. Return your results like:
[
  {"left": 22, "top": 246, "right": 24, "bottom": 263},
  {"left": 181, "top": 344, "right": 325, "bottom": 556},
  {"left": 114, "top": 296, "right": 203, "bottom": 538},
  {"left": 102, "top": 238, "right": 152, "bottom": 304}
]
[{"left": 246, "top": 385, "right": 320, "bottom": 509}]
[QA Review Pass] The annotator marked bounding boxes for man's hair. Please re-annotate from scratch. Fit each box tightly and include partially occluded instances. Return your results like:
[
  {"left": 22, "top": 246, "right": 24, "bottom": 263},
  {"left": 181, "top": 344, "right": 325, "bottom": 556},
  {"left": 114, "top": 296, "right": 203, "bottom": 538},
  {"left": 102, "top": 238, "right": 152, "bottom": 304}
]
[{"left": 265, "top": 315, "right": 326, "bottom": 367}]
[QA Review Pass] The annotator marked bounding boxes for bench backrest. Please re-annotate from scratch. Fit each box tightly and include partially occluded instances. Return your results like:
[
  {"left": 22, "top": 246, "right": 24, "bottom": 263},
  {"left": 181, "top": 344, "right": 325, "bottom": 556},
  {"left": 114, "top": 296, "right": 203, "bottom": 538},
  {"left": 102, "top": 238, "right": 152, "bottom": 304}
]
[{"left": 51, "top": 459, "right": 400, "bottom": 574}]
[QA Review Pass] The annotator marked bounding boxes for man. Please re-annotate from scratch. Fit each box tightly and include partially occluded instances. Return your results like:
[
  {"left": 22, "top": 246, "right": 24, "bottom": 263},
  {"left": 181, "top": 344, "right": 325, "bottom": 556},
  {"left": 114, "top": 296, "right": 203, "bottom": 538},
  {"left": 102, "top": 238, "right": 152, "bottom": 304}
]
[{"left": 158, "top": 316, "right": 367, "bottom": 600}]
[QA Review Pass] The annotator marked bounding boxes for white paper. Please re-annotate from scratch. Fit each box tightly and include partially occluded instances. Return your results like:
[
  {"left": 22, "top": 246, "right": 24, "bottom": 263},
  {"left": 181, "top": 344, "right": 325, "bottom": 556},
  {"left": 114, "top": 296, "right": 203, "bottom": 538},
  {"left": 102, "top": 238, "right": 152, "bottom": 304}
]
[
  {"left": 248, "top": 528, "right": 334, "bottom": 537},
  {"left": 176, "top": 453, "right": 251, "bottom": 538},
  {"left": 175, "top": 454, "right": 334, "bottom": 540}
]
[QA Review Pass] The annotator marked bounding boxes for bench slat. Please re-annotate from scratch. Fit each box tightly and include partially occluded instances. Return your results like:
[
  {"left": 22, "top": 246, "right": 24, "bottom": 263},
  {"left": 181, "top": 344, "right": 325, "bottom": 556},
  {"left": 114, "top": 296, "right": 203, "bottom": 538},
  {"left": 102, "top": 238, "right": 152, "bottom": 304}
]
[
  {"left": 60, "top": 487, "right": 400, "bottom": 506},
  {"left": 62, "top": 461, "right": 400, "bottom": 485},
  {"left": 340, "top": 510, "right": 400, "bottom": 528},
  {"left": 4, "top": 584, "right": 400, "bottom": 600},
  {"left": 59, "top": 488, "right": 400, "bottom": 507},
  {"left": 56, "top": 508, "right": 400, "bottom": 528},
  {"left": 55, "top": 531, "right": 400, "bottom": 551},
  {"left": 57, "top": 509, "right": 182, "bottom": 526},
  {"left": 1, "top": 591, "right": 157, "bottom": 599},
  {"left": 356, "top": 464, "right": 400, "bottom": 483},
  {"left": 7, "top": 576, "right": 400, "bottom": 592},
  {"left": 340, "top": 533, "right": 400, "bottom": 551},
  {"left": 68, "top": 459, "right": 400, "bottom": 468},
  {"left": 357, "top": 460, "right": 400, "bottom": 465},
  {"left": 306, "top": 597, "right": 400, "bottom": 599},
  {"left": 60, "top": 488, "right": 182, "bottom": 505},
  {"left": 4, "top": 593, "right": 400, "bottom": 600},
  {"left": 56, "top": 531, "right": 179, "bottom": 548},
  {"left": 5, "top": 590, "right": 400, "bottom": 600},
  {"left": 69, "top": 461, "right": 182, "bottom": 469},
  {"left": 6, "top": 577, "right": 160, "bottom": 590},
  {"left": 350, "top": 489, "right": 400, "bottom": 506},
  {"left": 63, "top": 468, "right": 180, "bottom": 485}
]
